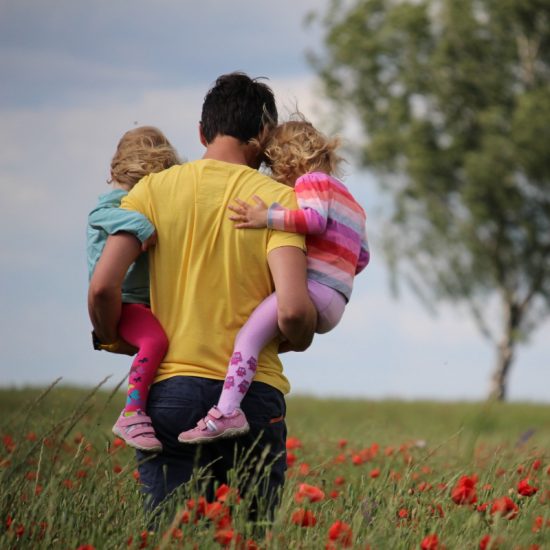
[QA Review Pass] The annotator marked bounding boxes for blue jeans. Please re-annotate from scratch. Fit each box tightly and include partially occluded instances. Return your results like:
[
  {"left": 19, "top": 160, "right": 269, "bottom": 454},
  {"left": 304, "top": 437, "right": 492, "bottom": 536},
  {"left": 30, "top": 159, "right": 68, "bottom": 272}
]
[{"left": 136, "top": 376, "right": 287, "bottom": 519}]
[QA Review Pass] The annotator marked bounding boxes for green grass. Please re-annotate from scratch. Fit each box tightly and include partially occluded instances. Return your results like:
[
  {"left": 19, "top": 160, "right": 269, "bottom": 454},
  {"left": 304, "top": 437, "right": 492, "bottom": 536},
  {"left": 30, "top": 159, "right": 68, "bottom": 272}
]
[{"left": 1, "top": 382, "right": 549, "bottom": 549}]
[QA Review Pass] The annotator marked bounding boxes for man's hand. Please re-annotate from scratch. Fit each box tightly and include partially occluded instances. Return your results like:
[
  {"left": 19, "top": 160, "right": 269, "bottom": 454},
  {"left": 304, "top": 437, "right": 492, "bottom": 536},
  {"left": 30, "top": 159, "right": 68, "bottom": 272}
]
[
  {"left": 228, "top": 196, "right": 269, "bottom": 228},
  {"left": 92, "top": 332, "right": 138, "bottom": 356},
  {"left": 114, "top": 340, "right": 138, "bottom": 356}
]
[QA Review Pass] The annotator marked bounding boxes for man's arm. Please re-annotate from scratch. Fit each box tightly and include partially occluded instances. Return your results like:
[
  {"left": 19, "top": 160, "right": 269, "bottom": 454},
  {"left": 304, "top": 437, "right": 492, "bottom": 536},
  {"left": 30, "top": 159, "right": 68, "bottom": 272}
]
[
  {"left": 267, "top": 246, "right": 316, "bottom": 352},
  {"left": 88, "top": 232, "right": 141, "bottom": 354}
]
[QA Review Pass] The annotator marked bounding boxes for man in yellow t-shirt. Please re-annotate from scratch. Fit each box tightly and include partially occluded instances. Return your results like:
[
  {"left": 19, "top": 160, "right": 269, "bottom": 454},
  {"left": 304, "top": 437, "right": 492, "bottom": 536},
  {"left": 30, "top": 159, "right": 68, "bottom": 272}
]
[{"left": 88, "top": 73, "right": 317, "bottom": 515}]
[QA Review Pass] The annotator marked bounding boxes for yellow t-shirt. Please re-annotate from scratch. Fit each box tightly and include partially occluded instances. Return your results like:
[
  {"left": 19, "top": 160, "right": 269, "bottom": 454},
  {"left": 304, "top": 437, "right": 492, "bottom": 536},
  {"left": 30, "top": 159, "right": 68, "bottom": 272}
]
[{"left": 121, "top": 159, "right": 305, "bottom": 394}]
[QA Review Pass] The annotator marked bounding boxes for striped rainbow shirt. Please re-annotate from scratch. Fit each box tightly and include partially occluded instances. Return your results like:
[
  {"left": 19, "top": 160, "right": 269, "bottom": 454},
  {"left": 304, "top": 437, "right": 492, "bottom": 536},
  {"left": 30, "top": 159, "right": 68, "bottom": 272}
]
[{"left": 267, "top": 171, "right": 369, "bottom": 300}]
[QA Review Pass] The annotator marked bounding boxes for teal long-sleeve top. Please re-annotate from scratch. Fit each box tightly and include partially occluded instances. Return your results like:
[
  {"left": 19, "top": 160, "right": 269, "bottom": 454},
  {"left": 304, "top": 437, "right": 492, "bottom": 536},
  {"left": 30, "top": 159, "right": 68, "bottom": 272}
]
[{"left": 87, "top": 188, "right": 155, "bottom": 305}]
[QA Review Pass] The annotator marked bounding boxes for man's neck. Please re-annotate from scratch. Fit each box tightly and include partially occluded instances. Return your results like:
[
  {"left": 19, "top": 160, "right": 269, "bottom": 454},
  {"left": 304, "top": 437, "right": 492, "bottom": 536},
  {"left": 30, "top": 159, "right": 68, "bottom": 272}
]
[{"left": 202, "top": 135, "right": 260, "bottom": 168}]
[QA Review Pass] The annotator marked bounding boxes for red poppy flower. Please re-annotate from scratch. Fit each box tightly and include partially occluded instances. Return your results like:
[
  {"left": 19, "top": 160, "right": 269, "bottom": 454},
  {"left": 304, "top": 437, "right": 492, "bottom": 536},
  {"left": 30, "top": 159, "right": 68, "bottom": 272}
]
[
  {"left": 517, "top": 478, "right": 538, "bottom": 497},
  {"left": 286, "top": 437, "right": 302, "bottom": 450},
  {"left": 327, "top": 520, "right": 353, "bottom": 547},
  {"left": 291, "top": 508, "right": 317, "bottom": 527},
  {"left": 179, "top": 509, "right": 190, "bottom": 524},
  {"left": 286, "top": 452, "right": 297, "bottom": 467},
  {"left": 138, "top": 530, "right": 148, "bottom": 549},
  {"left": 338, "top": 439, "right": 348, "bottom": 448},
  {"left": 295, "top": 483, "right": 325, "bottom": 503},
  {"left": 532, "top": 516, "right": 544, "bottom": 533},
  {"left": 334, "top": 453, "right": 347, "bottom": 464},
  {"left": 215, "top": 483, "right": 239, "bottom": 503},
  {"left": 194, "top": 496, "right": 207, "bottom": 519},
  {"left": 214, "top": 528, "right": 239, "bottom": 547},
  {"left": 450, "top": 475, "right": 478, "bottom": 505},
  {"left": 420, "top": 533, "right": 441, "bottom": 550},
  {"left": 171, "top": 528, "right": 183, "bottom": 541},
  {"left": 351, "top": 454, "right": 363, "bottom": 466},
  {"left": 369, "top": 468, "right": 381, "bottom": 479},
  {"left": 490, "top": 496, "right": 518, "bottom": 519},
  {"left": 3, "top": 435, "right": 15, "bottom": 453},
  {"left": 63, "top": 479, "right": 74, "bottom": 490},
  {"left": 479, "top": 534, "right": 499, "bottom": 550},
  {"left": 479, "top": 535, "right": 489, "bottom": 550},
  {"left": 205, "top": 501, "right": 229, "bottom": 522},
  {"left": 532, "top": 459, "right": 542, "bottom": 471}
]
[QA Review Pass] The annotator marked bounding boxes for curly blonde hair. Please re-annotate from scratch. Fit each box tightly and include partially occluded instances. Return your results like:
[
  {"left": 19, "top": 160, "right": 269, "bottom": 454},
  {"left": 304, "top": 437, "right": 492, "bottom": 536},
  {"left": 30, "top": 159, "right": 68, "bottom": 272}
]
[
  {"left": 110, "top": 126, "right": 181, "bottom": 188},
  {"left": 263, "top": 115, "right": 343, "bottom": 186}
]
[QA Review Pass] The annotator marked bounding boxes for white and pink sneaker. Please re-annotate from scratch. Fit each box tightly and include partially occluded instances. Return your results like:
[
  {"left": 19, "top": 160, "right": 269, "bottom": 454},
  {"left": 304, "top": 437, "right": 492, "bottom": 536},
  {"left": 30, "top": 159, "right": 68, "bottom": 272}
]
[
  {"left": 112, "top": 411, "right": 162, "bottom": 452},
  {"left": 178, "top": 406, "right": 249, "bottom": 444}
]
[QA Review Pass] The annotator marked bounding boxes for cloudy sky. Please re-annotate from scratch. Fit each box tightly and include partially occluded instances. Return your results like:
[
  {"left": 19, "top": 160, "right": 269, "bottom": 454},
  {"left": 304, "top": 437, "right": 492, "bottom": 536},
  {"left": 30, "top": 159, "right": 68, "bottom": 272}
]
[{"left": 1, "top": 0, "right": 548, "bottom": 402}]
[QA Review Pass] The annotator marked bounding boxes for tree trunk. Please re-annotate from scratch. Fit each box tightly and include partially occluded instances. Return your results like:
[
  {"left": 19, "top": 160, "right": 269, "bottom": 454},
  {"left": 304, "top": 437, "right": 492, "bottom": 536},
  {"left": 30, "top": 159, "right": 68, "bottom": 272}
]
[
  {"left": 488, "top": 335, "right": 515, "bottom": 401},
  {"left": 488, "top": 301, "right": 521, "bottom": 401}
]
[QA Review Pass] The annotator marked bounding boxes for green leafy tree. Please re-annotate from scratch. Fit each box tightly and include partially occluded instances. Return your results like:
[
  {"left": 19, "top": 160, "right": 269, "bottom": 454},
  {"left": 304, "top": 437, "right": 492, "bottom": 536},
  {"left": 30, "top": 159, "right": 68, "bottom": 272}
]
[{"left": 311, "top": 0, "right": 550, "bottom": 399}]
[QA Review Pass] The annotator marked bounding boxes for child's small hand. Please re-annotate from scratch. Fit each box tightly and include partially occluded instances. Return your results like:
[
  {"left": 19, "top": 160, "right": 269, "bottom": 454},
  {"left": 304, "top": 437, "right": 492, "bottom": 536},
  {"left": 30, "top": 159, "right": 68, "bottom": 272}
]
[
  {"left": 228, "top": 196, "right": 268, "bottom": 228},
  {"left": 141, "top": 231, "right": 157, "bottom": 252}
]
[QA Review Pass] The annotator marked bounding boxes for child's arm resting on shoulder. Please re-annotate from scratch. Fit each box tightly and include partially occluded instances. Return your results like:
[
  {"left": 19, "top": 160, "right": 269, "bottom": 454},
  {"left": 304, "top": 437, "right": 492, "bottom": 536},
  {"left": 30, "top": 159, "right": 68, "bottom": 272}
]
[
  {"left": 269, "top": 174, "right": 331, "bottom": 235},
  {"left": 228, "top": 189, "right": 329, "bottom": 235},
  {"left": 228, "top": 196, "right": 269, "bottom": 228}
]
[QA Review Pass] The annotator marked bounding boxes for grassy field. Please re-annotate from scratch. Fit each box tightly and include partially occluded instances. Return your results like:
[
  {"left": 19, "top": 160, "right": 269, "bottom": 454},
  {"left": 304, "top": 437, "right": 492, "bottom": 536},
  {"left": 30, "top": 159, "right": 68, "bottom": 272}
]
[{"left": 1, "top": 382, "right": 549, "bottom": 549}]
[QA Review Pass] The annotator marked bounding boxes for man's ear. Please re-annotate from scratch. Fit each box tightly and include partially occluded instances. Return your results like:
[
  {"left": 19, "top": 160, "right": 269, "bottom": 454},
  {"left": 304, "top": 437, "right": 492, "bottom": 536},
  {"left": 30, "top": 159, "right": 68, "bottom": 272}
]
[{"left": 199, "top": 122, "right": 208, "bottom": 147}]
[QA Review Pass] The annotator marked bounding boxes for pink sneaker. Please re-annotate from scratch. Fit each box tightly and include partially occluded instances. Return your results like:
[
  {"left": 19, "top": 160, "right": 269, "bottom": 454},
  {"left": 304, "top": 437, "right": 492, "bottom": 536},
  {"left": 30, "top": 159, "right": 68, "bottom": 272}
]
[
  {"left": 112, "top": 411, "right": 162, "bottom": 452},
  {"left": 178, "top": 406, "right": 249, "bottom": 444}
]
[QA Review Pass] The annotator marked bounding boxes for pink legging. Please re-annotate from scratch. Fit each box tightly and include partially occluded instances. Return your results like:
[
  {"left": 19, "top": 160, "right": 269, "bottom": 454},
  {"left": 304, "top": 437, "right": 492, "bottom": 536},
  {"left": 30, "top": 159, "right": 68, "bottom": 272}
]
[
  {"left": 217, "top": 280, "right": 346, "bottom": 414},
  {"left": 118, "top": 303, "right": 168, "bottom": 413}
]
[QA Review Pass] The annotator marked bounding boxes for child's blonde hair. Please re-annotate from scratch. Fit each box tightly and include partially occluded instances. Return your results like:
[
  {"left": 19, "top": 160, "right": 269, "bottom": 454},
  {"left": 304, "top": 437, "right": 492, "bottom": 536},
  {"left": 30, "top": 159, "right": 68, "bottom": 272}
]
[
  {"left": 110, "top": 126, "right": 181, "bottom": 188},
  {"left": 263, "top": 114, "right": 344, "bottom": 185}
]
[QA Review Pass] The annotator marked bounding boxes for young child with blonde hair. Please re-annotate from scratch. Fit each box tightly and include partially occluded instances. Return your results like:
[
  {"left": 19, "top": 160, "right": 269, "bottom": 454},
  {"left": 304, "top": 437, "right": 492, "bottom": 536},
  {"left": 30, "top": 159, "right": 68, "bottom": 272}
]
[
  {"left": 87, "top": 126, "right": 180, "bottom": 451},
  {"left": 178, "top": 115, "right": 370, "bottom": 443}
]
